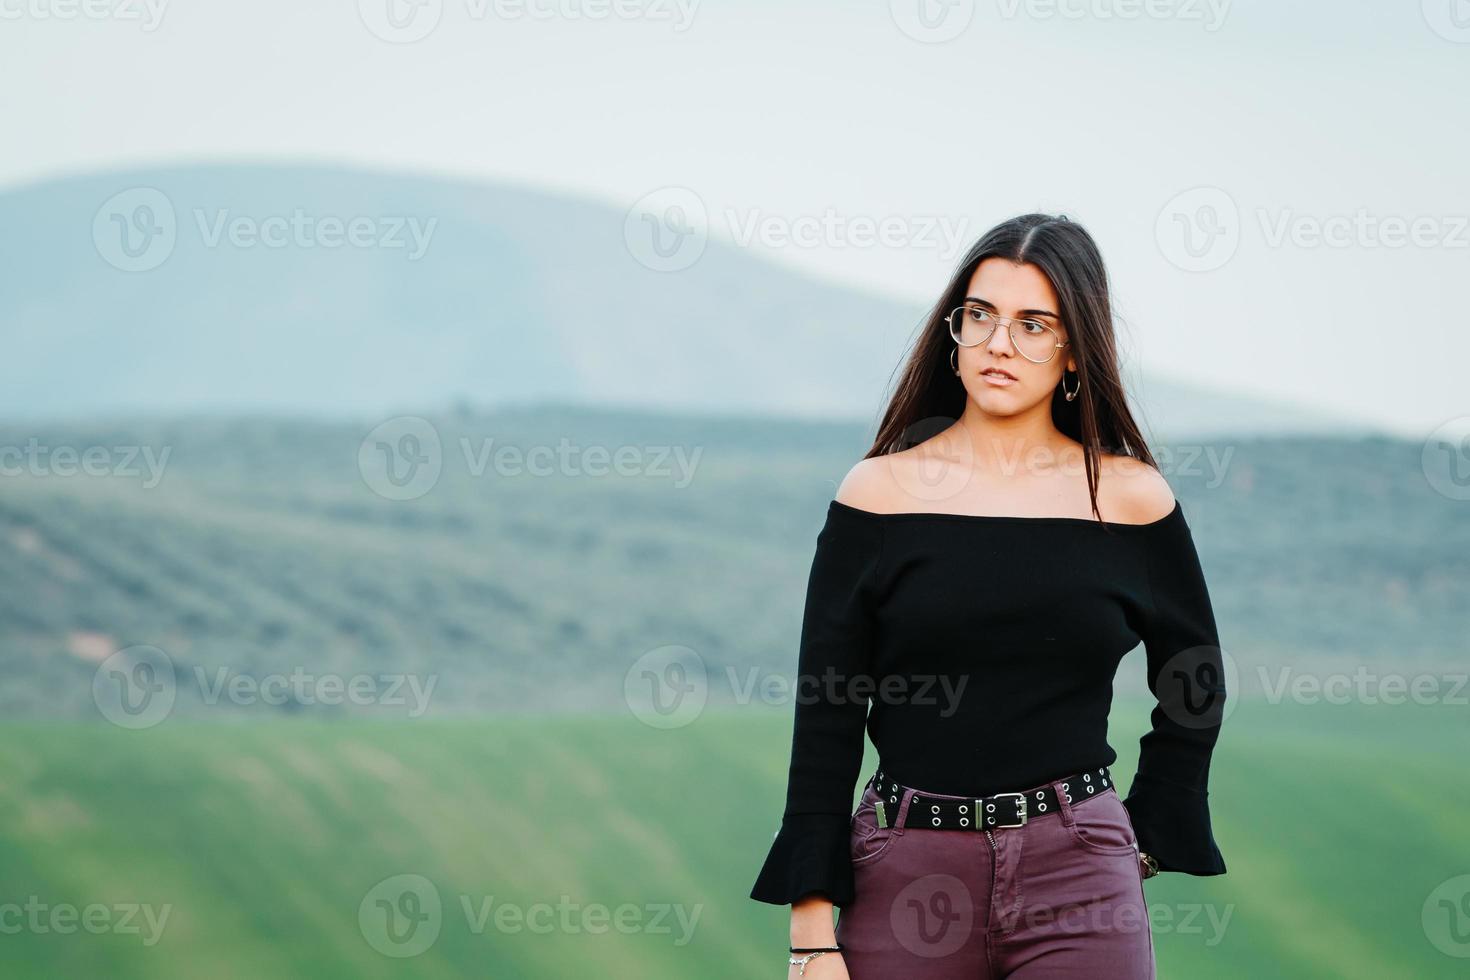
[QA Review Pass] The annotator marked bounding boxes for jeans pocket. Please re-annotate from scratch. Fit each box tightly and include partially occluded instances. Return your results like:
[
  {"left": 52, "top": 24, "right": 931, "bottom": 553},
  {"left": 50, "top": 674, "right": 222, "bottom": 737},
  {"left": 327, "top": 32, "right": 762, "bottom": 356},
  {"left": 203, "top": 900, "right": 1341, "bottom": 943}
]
[
  {"left": 1065, "top": 788, "right": 1140, "bottom": 856},
  {"left": 850, "top": 786, "right": 900, "bottom": 866}
]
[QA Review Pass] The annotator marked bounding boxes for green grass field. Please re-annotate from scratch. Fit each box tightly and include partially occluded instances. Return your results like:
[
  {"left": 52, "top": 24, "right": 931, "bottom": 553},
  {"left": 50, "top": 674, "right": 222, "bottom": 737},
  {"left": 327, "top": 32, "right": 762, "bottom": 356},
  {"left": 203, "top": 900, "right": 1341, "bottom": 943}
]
[{"left": 1, "top": 697, "right": 1466, "bottom": 978}]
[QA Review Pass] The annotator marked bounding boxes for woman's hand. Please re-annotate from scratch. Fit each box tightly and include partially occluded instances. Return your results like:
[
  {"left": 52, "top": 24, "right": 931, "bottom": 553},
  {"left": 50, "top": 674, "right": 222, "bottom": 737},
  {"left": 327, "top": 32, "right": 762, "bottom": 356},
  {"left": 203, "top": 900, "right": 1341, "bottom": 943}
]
[{"left": 788, "top": 894, "right": 846, "bottom": 977}]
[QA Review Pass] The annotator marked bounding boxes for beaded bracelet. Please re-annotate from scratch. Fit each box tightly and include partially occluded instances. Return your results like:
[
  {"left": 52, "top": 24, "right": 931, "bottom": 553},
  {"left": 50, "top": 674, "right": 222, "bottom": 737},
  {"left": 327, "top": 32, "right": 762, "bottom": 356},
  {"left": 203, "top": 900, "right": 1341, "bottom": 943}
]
[{"left": 788, "top": 947, "right": 841, "bottom": 976}]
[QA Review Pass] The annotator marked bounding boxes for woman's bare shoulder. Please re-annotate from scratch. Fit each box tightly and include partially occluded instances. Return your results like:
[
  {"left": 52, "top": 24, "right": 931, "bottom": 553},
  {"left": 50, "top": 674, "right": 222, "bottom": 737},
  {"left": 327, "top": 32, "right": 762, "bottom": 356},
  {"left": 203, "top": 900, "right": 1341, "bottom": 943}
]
[
  {"left": 833, "top": 454, "right": 915, "bottom": 513},
  {"left": 1097, "top": 452, "right": 1177, "bottom": 524}
]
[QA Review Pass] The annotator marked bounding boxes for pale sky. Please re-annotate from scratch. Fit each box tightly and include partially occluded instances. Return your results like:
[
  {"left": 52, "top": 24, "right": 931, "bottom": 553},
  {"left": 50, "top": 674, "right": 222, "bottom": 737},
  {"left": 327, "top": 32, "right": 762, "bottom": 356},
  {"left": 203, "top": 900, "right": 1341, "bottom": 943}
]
[{"left": 2, "top": 0, "right": 1466, "bottom": 437}]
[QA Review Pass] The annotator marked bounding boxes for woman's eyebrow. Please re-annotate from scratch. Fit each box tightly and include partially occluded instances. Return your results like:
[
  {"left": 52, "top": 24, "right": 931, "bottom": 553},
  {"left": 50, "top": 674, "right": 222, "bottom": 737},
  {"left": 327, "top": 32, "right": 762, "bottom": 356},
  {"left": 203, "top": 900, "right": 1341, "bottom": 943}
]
[{"left": 963, "top": 296, "right": 1059, "bottom": 320}]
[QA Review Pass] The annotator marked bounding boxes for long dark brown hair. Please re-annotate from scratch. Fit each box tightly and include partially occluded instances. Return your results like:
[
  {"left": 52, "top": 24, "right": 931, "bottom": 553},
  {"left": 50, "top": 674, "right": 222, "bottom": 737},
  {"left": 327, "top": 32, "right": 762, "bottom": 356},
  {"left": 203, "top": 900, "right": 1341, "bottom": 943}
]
[{"left": 867, "top": 213, "right": 1155, "bottom": 525}]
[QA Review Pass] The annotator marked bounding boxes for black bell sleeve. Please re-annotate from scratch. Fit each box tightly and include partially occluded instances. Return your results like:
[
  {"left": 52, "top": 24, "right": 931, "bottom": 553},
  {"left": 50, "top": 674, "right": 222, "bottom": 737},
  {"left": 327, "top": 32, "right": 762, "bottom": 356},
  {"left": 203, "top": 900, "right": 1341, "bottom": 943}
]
[
  {"left": 1121, "top": 501, "right": 1229, "bottom": 876},
  {"left": 749, "top": 504, "right": 884, "bottom": 908}
]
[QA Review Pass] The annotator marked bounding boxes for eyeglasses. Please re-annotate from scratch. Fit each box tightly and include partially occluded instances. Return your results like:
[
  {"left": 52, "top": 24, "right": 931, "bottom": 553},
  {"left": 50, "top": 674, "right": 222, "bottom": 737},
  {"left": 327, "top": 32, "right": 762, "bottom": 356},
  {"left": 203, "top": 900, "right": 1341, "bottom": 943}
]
[{"left": 946, "top": 305, "right": 1069, "bottom": 364}]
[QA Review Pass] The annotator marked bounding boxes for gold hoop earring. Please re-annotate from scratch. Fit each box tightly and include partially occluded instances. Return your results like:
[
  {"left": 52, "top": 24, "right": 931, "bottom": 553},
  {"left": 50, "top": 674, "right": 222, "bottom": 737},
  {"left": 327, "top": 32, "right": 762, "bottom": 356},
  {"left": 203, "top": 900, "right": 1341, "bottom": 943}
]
[
  {"left": 1062, "top": 369, "right": 1080, "bottom": 401},
  {"left": 950, "top": 347, "right": 959, "bottom": 375}
]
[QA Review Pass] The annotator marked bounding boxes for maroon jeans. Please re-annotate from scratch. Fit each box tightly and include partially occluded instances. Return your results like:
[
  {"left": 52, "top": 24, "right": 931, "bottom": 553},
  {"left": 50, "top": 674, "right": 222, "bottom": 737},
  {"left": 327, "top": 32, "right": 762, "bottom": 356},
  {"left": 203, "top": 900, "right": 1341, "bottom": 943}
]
[{"left": 834, "top": 771, "right": 1155, "bottom": 978}]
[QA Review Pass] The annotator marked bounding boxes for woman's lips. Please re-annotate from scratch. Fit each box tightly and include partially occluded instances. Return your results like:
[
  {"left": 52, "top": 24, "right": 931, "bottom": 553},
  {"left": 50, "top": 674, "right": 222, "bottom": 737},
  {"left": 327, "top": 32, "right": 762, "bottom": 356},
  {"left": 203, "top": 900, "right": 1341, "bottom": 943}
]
[{"left": 981, "top": 370, "right": 1016, "bottom": 386}]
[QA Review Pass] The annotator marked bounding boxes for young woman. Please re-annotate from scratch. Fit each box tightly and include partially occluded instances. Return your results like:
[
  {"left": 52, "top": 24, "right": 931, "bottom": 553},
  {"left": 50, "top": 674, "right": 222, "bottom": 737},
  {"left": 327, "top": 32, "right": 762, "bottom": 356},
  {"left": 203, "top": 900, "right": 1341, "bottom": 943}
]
[{"left": 750, "top": 213, "right": 1228, "bottom": 979}]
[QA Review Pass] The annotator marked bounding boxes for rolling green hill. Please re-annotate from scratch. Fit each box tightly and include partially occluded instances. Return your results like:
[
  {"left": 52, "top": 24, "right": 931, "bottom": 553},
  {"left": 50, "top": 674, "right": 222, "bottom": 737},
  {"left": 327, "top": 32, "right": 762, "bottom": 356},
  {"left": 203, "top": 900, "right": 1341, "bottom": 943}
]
[
  {"left": 2, "top": 408, "right": 1465, "bottom": 977},
  {"left": 0, "top": 408, "right": 1463, "bottom": 722},
  {"left": 0, "top": 699, "right": 1466, "bottom": 978}
]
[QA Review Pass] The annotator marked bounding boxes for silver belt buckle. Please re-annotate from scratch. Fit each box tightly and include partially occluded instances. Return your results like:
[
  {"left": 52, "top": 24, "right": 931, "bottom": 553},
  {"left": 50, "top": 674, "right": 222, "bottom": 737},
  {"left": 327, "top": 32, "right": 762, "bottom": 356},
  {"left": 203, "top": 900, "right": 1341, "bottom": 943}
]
[{"left": 991, "top": 792, "right": 1028, "bottom": 827}]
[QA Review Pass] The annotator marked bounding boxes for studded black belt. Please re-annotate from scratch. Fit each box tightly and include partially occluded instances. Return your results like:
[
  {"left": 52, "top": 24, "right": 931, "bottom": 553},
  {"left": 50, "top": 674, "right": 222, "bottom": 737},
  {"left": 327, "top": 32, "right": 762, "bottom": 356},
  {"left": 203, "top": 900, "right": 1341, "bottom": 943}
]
[{"left": 866, "top": 765, "right": 1117, "bottom": 830}]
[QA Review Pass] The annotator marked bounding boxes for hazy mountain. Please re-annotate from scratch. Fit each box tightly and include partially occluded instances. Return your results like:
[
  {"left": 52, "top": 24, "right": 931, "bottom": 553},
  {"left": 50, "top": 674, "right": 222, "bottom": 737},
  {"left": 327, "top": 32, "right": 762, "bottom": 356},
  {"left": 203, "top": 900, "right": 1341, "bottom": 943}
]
[{"left": 1, "top": 164, "right": 1372, "bottom": 438}]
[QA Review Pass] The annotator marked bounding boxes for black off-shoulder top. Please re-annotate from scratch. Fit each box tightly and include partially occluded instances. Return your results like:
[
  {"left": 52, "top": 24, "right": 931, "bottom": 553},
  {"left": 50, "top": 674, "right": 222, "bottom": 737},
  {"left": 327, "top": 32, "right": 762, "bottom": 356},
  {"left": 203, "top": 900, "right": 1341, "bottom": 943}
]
[{"left": 750, "top": 497, "right": 1228, "bottom": 908}]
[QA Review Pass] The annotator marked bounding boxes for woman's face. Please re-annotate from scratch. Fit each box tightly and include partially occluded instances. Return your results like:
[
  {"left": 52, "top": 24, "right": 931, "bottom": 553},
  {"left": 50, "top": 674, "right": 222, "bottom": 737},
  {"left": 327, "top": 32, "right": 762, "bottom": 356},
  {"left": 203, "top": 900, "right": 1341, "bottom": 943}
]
[{"left": 952, "top": 257, "right": 1076, "bottom": 416}]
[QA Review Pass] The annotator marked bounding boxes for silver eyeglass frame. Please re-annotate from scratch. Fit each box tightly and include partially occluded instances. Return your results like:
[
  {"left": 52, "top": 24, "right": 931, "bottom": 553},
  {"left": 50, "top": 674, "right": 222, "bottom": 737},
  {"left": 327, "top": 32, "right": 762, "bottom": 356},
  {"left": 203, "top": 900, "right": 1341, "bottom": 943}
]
[{"left": 945, "top": 305, "right": 1070, "bottom": 364}]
